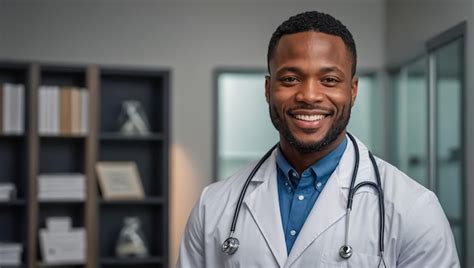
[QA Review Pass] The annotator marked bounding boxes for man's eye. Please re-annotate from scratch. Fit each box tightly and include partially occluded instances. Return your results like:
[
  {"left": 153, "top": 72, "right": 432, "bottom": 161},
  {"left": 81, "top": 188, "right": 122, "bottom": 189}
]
[
  {"left": 280, "top": 77, "right": 299, "bottom": 83},
  {"left": 322, "top": 77, "right": 340, "bottom": 85}
]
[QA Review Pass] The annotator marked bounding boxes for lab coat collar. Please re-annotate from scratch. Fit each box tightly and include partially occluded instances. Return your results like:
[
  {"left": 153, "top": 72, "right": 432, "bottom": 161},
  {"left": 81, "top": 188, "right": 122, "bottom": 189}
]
[
  {"left": 286, "top": 134, "right": 376, "bottom": 266},
  {"left": 250, "top": 134, "right": 375, "bottom": 189},
  {"left": 335, "top": 134, "right": 376, "bottom": 191},
  {"left": 244, "top": 135, "right": 376, "bottom": 267},
  {"left": 244, "top": 149, "right": 288, "bottom": 267}
]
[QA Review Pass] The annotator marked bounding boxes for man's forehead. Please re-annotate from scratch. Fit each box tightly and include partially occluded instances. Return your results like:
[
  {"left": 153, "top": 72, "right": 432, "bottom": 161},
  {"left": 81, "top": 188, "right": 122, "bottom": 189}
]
[{"left": 270, "top": 31, "right": 352, "bottom": 69}]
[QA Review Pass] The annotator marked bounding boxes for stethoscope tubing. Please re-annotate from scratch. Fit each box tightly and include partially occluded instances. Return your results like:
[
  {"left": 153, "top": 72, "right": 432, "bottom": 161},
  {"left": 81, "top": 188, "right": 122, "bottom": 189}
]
[
  {"left": 229, "top": 143, "right": 279, "bottom": 234},
  {"left": 222, "top": 133, "right": 385, "bottom": 262}
]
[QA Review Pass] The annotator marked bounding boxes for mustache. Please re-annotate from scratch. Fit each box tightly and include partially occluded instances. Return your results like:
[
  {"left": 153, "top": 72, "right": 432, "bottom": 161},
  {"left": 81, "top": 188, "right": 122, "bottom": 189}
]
[{"left": 287, "top": 104, "right": 333, "bottom": 114}]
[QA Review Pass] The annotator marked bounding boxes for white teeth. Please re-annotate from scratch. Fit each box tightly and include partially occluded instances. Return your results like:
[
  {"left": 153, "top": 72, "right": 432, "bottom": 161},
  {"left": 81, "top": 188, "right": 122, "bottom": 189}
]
[{"left": 294, "top": 114, "right": 325, "bottom": 121}]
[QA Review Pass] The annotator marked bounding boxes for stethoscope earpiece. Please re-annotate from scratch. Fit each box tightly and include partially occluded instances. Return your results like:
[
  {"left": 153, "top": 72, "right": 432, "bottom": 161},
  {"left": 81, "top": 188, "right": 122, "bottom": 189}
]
[
  {"left": 339, "top": 244, "right": 353, "bottom": 259},
  {"left": 221, "top": 237, "right": 240, "bottom": 255}
]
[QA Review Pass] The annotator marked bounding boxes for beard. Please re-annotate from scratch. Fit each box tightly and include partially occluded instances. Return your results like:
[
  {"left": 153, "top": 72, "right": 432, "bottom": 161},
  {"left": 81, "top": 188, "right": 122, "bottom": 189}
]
[{"left": 269, "top": 103, "right": 351, "bottom": 154}]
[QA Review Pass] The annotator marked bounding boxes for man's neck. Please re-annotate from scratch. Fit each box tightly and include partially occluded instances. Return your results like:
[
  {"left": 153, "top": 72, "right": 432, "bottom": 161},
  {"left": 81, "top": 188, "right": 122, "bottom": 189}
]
[{"left": 279, "top": 131, "right": 347, "bottom": 174}]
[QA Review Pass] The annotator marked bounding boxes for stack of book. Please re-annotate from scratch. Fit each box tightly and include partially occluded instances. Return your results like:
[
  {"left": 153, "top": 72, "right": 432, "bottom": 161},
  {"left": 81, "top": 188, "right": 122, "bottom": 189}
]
[
  {"left": 39, "top": 217, "right": 85, "bottom": 265},
  {"left": 38, "top": 86, "right": 89, "bottom": 135},
  {"left": 38, "top": 173, "right": 85, "bottom": 201},
  {"left": 0, "top": 243, "right": 23, "bottom": 266},
  {"left": 0, "top": 183, "right": 16, "bottom": 201},
  {"left": 0, "top": 83, "right": 25, "bottom": 135}
]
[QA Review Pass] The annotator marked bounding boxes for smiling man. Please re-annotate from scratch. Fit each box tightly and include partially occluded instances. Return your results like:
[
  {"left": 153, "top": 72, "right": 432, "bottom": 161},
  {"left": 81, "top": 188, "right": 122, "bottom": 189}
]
[{"left": 178, "top": 11, "right": 459, "bottom": 267}]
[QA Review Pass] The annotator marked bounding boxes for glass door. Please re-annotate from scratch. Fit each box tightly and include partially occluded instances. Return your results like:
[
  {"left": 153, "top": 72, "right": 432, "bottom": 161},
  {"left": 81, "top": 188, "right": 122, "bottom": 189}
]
[
  {"left": 392, "top": 57, "right": 429, "bottom": 187},
  {"left": 430, "top": 37, "right": 464, "bottom": 260},
  {"left": 391, "top": 22, "right": 466, "bottom": 264}
]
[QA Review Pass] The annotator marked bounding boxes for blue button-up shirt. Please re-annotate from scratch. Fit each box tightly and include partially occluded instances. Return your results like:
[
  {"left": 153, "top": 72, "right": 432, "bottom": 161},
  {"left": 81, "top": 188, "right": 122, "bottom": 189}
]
[{"left": 276, "top": 138, "right": 348, "bottom": 254}]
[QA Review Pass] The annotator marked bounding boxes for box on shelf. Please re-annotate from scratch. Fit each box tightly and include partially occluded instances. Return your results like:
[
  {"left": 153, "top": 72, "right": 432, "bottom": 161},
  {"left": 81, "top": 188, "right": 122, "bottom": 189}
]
[
  {"left": 0, "top": 183, "right": 17, "bottom": 201},
  {"left": 39, "top": 216, "right": 85, "bottom": 264},
  {"left": 0, "top": 242, "right": 23, "bottom": 265}
]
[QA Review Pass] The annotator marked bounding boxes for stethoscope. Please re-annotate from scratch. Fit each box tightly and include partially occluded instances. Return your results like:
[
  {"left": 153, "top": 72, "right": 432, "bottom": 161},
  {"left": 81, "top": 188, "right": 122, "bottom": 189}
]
[{"left": 221, "top": 133, "right": 386, "bottom": 265}]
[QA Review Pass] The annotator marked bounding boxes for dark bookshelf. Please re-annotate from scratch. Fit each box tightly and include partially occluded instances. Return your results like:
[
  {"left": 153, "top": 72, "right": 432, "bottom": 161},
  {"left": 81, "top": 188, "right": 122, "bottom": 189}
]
[
  {"left": 0, "top": 62, "right": 170, "bottom": 268},
  {"left": 97, "top": 68, "right": 169, "bottom": 268},
  {"left": 0, "top": 63, "right": 29, "bottom": 267},
  {"left": 35, "top": 66, "right": 89, "bottom": 268}
]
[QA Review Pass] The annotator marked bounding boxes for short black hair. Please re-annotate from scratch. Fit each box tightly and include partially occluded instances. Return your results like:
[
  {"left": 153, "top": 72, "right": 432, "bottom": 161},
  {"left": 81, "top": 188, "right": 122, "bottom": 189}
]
[{"left": 267, "top": 11, "right": 357, "bottom": 77}]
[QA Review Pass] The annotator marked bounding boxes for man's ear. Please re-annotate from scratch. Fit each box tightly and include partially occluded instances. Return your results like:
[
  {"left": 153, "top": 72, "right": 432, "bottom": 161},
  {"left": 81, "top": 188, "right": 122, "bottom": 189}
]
[
  {"left": 350, "top": 76, "right": 358, "bottom": 107},
  {"left": 265, "top": 75, "right": 271, "bottom": 103}
]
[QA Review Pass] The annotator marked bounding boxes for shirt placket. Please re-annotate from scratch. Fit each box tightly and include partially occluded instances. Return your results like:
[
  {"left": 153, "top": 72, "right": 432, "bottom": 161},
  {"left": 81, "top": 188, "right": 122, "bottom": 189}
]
[{"left": 285, "top": 170, "right": 315, "bottom": 250}]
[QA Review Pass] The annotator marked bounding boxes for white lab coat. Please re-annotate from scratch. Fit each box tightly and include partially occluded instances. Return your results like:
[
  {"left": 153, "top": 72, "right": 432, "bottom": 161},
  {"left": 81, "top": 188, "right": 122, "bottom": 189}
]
[{"left": 178, "top": 136, "right": 459, "bottom": 267}]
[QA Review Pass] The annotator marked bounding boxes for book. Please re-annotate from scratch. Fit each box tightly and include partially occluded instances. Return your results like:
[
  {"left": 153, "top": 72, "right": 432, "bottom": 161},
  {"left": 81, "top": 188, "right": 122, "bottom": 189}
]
[
  {"left": 70, "top": 88, "right": 81, "bottom": 134},
  {"left": 37, "top": 173, "right": 86, "bottom": 200},
  {"left": 60, "top": 87, "right": 72, "bottom": 135},
  {"left": 3, "top": 83, "right": 11, "bottom": 134},
  {"left": 38, "top": 190, "right": 85, "bottom": 201},
  {"left": 51, "top": 86, "right": 60, "bottom": 135},
  {"left": 0, "top": 84, "right": 3, "bottom": 133},
  {"left": 0, "top": 183, "right": 16, "bottom": 201},
  {"left": 15, "top": 83, "right": 25, "bottom": 134},
  {"left": 46, "top": 217, "right": 72, "bottom": 232},
  {"left": 38, "top": 86, "right": 46, "bottom": 134},
  {"left": 0, "top": 243, "right": 22, "bottom": 265},
  {"left": 80, "top": 89, "right": 89, "bottom": 134}
]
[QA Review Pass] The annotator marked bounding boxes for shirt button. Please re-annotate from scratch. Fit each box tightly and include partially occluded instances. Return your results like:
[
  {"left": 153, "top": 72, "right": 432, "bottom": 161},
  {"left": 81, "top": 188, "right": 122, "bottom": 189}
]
[
  {"left": 316, "top": 182, "right": 322, "bottom": 188},
  {"left": 291, "top": 171, "right": 298, "bottom": 178},
  {"left": 298, "top": 195, "right": 304, "bottom": 201},
  {"left": 290, "top": 230, "right": 297, "bottom": 236}
]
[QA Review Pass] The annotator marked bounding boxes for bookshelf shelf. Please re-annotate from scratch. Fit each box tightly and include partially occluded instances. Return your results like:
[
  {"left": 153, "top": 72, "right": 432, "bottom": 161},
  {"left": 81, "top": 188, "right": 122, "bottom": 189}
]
[
  {"left": 39, "top": 134, "right": 88, "bottom": 139},
  {"left": 0, "top": 134, "right": 25, "bottom": 138},
  {"left": 99, "top": 197, "right": 164, "bottom": 206},
  {"left": 39, "top": 200, "right": 85, "bottom": 205},
  {"left": 100, "top": 256, "right": 164, "bottom": 265},
  {"left": 37, "top": 261, "right": 84, "bottom": 267},
  {"left": 0, "top": 199, "right": 26, "bottom": 206},
  {"left": 0, "top": 62, "right": 170, "bottom": 268},
  {"left": 99, "top": 132, "right": 164, "bottom": 141}
]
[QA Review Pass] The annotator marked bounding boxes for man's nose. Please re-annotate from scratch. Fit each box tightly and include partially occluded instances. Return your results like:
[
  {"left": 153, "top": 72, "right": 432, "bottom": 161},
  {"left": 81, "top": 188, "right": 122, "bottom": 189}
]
[{"left": 295, "top": 80, "right": 324, "bottom": 103}]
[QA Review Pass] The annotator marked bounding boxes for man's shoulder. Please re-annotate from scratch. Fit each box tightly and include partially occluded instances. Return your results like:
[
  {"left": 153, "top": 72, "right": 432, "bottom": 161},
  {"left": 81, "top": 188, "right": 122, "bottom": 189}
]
[
  {"left": 200, "top": 161, "right": 258, "bottom": 205},
  {"left": 375, "top": 156, "right": 438, "bottom": 214}
]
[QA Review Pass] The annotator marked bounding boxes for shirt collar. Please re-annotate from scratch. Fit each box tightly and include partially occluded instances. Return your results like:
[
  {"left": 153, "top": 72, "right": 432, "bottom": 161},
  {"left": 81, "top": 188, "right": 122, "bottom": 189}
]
[{"left": 276, "top": 137, "right": 348, "bottom": 187}]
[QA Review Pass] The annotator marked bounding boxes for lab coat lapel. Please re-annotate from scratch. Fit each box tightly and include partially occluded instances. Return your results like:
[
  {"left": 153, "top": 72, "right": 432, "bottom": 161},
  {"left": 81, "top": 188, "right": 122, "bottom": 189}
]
[
  {"left": 286, "top": 135, "right": 371, "bottom": 266},
  {"left": 244, "top": 150, "right": 287, "bottom": 267},
  {"left": 284, "top": 167, "right": 347, "bottom": 266}
]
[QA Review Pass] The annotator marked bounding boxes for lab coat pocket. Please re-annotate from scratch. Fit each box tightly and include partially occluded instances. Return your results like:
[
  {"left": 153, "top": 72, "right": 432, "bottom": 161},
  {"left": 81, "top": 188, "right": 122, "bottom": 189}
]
[{"left": 320, "top": 250, "right": 381, "bottom": 268}]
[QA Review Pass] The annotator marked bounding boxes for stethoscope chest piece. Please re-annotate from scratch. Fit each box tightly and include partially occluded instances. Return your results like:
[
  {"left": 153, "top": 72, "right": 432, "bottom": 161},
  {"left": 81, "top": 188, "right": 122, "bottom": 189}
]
[
  {"left": 221, "top": 237, "right": 240, "bottom": 255},
  {"left": 339, "top": 244, "right": 353, "bottom": 259}
]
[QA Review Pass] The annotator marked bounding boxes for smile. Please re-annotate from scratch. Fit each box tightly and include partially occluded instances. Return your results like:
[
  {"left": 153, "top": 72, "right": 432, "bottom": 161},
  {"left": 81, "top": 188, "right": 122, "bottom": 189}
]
[{"left": 293, "top": 114, "right": 326, "bottom": 122}]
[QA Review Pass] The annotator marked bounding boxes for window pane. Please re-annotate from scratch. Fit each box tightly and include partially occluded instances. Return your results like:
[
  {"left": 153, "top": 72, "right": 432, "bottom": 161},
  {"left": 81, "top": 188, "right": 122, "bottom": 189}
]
[
  {"left": 217, "top": 72, "right": 278, "bottom": 180},
  {"left": 348, "top": 75, "right": 383, "bottom": 155},
  {"left": 435, "top": 38, "right": 463, "bottom": 221},
  {"left": 393, "top": 57, "right": 429, "bottom": 187}
]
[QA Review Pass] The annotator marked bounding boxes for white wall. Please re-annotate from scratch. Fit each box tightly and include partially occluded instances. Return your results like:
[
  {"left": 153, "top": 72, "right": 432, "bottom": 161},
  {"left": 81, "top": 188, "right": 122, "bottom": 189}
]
[
  {"left": 0, "top": 0, "right": 386, "bottom": 266},
  {"left": 386, "top": 0, "right": 474, "bottom": 266}
]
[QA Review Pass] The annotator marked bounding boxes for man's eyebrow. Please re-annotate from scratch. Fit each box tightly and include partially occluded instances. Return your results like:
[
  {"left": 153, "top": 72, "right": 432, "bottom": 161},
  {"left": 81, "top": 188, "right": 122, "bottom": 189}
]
[
  {"left": 319, "top": 66, "right": 345, "bottom": 76},
  {"left": 275, "top": 66, "right": 303, "bottom": 76},
  {"left": 275, "top": 66, "right": 346, "bottom": 77}
]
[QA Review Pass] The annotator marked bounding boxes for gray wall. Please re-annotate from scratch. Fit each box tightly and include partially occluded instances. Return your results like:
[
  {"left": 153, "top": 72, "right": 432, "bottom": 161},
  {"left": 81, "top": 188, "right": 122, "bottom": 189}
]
[
  {"left": 386, "top": 0, "right": 474, "bottom": 266},
  {"left": 0, "top": 0, "right": 386, "bottom": 265}
]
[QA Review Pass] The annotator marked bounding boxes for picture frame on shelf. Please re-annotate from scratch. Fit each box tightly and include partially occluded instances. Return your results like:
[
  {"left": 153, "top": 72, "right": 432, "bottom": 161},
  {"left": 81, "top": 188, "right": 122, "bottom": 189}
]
[{"left": 96, "top": 162, "right": 145, "bottom": 200}]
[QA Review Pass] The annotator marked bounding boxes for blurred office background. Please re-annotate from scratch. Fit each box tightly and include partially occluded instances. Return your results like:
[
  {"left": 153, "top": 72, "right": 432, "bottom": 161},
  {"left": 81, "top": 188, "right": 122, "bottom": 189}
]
[{"left": 0, "top": 0, "right": 473, "bottom": 267}]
